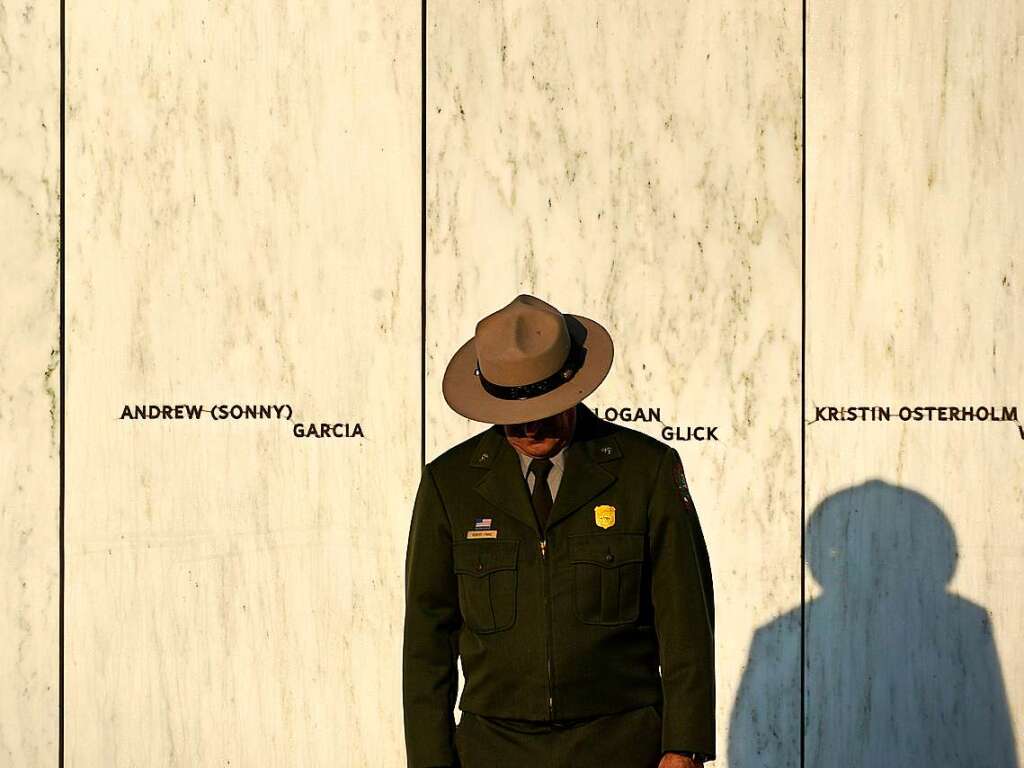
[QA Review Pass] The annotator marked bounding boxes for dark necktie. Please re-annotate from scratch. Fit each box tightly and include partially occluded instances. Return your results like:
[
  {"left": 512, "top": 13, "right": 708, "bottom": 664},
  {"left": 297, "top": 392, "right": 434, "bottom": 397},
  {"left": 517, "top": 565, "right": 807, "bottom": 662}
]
[{"left": 528, "top": 458, "right": 554, "bottom": 531}]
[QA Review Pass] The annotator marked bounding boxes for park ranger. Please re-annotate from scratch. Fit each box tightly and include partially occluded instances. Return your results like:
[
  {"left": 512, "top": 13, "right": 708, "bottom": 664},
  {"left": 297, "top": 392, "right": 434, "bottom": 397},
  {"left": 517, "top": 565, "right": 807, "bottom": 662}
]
[{"left": 403, "top": 294, "right": 715, "bottom": 768}]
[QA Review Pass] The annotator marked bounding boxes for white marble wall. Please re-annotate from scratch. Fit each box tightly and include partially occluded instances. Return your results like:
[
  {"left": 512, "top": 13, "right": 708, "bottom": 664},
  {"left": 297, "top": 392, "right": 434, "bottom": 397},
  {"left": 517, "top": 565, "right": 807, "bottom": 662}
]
[
  {"left": 63, "top": 1, "right": 418, "bottom": 765},
  {"left": 805, "top": 0, "right": 1024, "bottom": 764},
  {"left": 0, "top": 1, "right": 61, "bottom": 763},
  {"left": 427, "top": 1, "right": 802, "bottom": 765},
  {"left": 6, "top": 0, "right": 1023, "bottom": 765}
]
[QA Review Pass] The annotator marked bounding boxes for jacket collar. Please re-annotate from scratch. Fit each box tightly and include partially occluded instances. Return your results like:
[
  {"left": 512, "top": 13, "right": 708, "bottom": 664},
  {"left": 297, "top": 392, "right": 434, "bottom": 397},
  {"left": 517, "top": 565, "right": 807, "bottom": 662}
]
[{"left": 470, "top": 404, "right": 621, "bottom": 536}]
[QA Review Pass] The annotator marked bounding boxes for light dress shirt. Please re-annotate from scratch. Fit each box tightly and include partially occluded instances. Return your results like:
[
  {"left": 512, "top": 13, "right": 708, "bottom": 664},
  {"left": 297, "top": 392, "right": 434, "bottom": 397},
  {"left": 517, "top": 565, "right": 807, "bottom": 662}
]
[{"left": 514, "top": 445, "right": 567, "bottom": 501}]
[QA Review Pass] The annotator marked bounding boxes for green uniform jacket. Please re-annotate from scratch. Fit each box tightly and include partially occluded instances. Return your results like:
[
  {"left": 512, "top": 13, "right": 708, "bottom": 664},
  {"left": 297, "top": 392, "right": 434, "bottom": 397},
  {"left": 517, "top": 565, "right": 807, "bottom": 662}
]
[{"left": 402, "top": 404, "right": 715, "bottom": 767}]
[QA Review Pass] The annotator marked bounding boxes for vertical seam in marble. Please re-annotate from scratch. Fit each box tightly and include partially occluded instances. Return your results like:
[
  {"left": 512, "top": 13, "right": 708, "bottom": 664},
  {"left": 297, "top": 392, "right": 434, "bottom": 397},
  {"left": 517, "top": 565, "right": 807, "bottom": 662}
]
[
  {"left": 800, "top": 0, "right": 807, "bottom": 766},
  {"left": 421, "top": 0, "right": 428, "bottom": 470},
  {"left": 58, "top": 0, "right": 66, "bottom": 759}
]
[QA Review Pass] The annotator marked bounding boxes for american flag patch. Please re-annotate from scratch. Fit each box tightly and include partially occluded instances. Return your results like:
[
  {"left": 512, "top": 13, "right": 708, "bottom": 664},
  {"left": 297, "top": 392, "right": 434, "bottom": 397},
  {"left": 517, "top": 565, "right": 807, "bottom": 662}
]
[{"left": 474, "top": 517, "right": 493, "bottom": 529}]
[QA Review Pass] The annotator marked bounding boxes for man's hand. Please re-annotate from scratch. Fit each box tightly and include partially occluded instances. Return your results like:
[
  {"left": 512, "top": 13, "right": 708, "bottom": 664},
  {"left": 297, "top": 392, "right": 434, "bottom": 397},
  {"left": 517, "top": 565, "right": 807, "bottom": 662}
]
[{"left": 658, "top": 753, "right": 702, "bottom": 768}]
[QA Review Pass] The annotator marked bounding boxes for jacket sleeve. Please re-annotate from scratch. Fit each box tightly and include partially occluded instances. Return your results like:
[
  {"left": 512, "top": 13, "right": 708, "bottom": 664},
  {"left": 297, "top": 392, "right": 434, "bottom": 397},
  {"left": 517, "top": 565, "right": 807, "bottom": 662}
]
[
  {"left": 648, "top": 446, "right": 716, "bottom": 759},
  {"left": 402, "top": 462, "right": 462, "bottom": 768}
]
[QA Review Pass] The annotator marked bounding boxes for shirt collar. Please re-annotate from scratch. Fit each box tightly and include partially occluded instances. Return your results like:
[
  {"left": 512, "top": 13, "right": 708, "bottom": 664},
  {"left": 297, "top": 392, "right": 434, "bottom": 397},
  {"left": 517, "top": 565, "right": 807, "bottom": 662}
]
[{"left": 514, "top": 443, "right": 567, "bottom": 475}]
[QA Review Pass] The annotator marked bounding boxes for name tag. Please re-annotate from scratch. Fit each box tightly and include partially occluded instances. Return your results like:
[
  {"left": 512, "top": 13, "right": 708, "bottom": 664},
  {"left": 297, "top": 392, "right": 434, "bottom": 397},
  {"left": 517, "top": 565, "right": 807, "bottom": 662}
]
[{"left": 467, "top": 530, "right": 498, "bottom": 539}]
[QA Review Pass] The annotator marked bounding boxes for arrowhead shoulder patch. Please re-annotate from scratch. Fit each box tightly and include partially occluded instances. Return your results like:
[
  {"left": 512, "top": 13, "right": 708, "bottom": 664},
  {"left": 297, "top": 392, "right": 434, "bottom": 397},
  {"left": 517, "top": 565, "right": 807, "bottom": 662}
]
[{"left": 671, "top": 452, "right": 694, "bottom": 506}]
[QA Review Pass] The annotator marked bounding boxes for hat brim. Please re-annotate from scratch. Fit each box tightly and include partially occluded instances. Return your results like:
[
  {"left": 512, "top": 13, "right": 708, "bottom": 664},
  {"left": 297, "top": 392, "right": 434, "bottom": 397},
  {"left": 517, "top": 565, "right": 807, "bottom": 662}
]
[{"left": 441, "top": 314, "right": 613, "bottom": 425}]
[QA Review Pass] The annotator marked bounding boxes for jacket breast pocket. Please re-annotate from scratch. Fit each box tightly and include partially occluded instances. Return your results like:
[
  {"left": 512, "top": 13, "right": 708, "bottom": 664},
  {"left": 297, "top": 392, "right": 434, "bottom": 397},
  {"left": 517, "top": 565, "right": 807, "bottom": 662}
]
[
  {"left": 453, "top": 540, "right": 519, "bottom": 634},
  {"left": 568, "top": 532, "right": 645, "bottom": 626}
]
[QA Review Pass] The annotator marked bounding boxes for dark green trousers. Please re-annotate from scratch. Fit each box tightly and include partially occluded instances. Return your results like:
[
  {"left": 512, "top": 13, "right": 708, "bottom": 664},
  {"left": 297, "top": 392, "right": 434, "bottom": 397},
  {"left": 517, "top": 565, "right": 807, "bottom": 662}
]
[{"left": 454, "top": 705, "right": 664, "bottom": 768}]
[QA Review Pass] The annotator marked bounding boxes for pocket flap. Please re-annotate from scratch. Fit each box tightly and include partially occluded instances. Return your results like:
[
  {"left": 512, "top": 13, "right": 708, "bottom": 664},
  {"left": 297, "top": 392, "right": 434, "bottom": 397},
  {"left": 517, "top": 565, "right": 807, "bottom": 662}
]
[
  {"left": 568, "top": 532, "right": 644, "bottom": 568},
  {"left": 453, "top": 539, "right": 519, "bottom": 577}
]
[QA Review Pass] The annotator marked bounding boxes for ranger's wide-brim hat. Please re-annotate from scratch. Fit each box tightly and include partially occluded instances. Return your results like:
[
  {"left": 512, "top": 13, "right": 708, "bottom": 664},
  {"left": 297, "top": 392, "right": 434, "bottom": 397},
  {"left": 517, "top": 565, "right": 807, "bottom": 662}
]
[{"left": 442, "top": 294, "right": 614, "bottom": 424}]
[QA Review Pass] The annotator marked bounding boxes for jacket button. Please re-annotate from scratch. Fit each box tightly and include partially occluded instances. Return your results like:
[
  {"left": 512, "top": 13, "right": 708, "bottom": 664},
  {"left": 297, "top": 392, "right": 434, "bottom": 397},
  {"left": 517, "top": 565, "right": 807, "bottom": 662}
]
[
  {"left": 476, "top": 562, "right": 483, "bottom": 572},
  {"left": 605, "top": 553, "right": 614, "bottom": 563}
]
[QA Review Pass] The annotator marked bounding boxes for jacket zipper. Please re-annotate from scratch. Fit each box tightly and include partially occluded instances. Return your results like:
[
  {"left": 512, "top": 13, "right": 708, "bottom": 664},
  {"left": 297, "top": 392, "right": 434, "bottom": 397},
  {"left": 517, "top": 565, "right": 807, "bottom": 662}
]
[{"left": 540, "top": 538, "right": 554, "bottom": 719}]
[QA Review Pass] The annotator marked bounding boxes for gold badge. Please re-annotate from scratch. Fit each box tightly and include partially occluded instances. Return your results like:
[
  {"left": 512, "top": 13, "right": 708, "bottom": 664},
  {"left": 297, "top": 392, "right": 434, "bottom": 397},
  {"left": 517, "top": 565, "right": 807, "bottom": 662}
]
[{"left": 594, "top": 504, "right": 616, "bottom": 529}]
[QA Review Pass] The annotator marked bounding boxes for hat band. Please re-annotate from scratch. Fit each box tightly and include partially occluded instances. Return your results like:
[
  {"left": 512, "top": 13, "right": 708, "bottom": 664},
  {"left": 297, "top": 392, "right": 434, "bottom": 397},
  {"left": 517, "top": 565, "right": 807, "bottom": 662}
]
[{"left": 474, "top": 341, "right": 587, "bottom": 401}]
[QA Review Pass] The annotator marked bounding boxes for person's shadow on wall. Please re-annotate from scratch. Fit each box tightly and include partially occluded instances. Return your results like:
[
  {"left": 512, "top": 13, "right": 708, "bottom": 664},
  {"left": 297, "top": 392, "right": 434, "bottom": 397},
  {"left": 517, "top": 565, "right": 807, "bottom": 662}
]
[{"left": 728, "top": 480, "right": 1018, "bottom": 767}]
